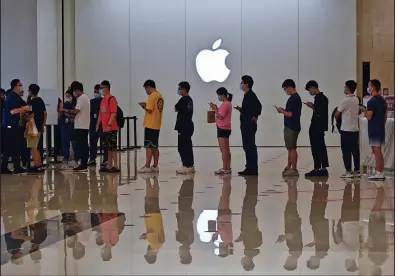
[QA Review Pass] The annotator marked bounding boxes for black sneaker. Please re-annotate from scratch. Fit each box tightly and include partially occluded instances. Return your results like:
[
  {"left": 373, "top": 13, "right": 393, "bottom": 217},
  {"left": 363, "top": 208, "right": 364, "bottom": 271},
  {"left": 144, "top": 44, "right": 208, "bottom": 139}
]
[
  {"left": 305, "top": 170, "right": 320, "bottom": 178},
  {"left": 318, "top": 169, "right": 329, "bottom": 177},
  {"left": 13, "top": 168, "right": 28, "bottom": 176},
  {"left": 73, "top": 165, "right": 88, "bottom": 173},
  {"left": 101, "top": 160, "right": 108, "bottom": 167},
  {"left": 99, "top": 167, "right": 111, "bottom": 173},
  {"left": 28, "top": 167, "right": 44, "bottom": 174},
  {"left": 110, "top": 167, "right": 121, "bottom": 174},
  {"left": 87, "top": 160, "right": 97, "bottom": 167},
  {"left": 238, "top": 170, "right": 258, "bottom": 176},
  {"left": 1, "top": 168, "right": 13, "bottom": 174}
]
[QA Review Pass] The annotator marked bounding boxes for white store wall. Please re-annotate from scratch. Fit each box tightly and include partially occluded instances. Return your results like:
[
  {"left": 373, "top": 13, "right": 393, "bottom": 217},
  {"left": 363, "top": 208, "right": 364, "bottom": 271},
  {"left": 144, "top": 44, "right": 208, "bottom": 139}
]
[{"left": 26, "top": 0, "right": 357, "bottom": 148}]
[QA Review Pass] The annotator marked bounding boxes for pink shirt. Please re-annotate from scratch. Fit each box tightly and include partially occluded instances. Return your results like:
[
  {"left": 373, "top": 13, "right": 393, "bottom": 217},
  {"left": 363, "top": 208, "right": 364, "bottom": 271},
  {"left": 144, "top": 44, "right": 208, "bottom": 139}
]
[{"left": 216, "top": 101, "right": 232, "bottom": 130}]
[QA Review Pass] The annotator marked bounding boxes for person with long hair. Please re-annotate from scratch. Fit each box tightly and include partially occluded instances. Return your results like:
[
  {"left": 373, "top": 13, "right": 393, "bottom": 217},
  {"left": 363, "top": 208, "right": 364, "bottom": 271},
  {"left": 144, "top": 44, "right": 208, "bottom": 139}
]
[{"left": 210, "top": 87, "right": 233, "bottom": 175}]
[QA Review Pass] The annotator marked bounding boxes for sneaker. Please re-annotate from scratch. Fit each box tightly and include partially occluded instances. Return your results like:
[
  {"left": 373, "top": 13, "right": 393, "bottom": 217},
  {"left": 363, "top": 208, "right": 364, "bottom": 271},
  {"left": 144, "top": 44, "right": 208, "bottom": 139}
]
[
  {"left": 28, "top": 167, "right": 44, "bottom": 174},
  {"left": 340, "top": 171, "right": 354, "bottom": 179},
  {"left": 176, "top": 166, "right": 191, "bottom": 175},
  {"left": 60, "top": 162, "right": 71, "bottom": 170},
  {"left": 101, "top": 160, "right": 108, "bottom": 167},
  {"left": 368, "top": 172, "right": 386, "bottom": 181},
  {"left": 215, "top": 168, "right": 232, "bottom": 175},
  {"left": 305, "top": 170, "right": 320, "bottom": 178},
  {"left": 151, "top": 166, "right": 159, "bottom": 173},
  {"left": 285, "top": 169, "right": 299, "bottom": 177},
  {"left": 99, "top": 167, "right": 111, "bottom": 173},
  {"left": 189, "top": 166, "right": 196, "bottom": 173},
  {"left": 13, "top": 168, "right": 28, "bottom": 176},
  {"left": 282, "top": 167, "right": 290, "bottom": 177},
  {"left": 69, "top": 160, "right": 78, "bottom": 168},
  {"left": 352, "top": 171, "right": 361, "bottom": 178},
  {"left": 138, "top": 165, "right": 152, "bottom": 174},
  {"left": 238, "top": 170, "right": 258, "bottom": 176},
  {"left": 110, "top": 167, "right": 121, "bottom": 174},
  {"left": 73, "top": 165, "right": 88, "bottom": 173},
  {"left": 1, "top": 168, "right": 13, "bottom": 174},
  {"left": 87, "top": 160, "right": 97, "bottom": 167}
]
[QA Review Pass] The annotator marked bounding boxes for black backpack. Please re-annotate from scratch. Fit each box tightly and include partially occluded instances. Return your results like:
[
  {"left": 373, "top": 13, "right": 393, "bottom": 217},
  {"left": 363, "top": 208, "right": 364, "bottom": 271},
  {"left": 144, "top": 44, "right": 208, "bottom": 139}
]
[
  {"left": 331, "top": 107, "right": 342, "bottom": 133},
  {"left": 108, "top": 96, "right": 125, "bottom": 128}
]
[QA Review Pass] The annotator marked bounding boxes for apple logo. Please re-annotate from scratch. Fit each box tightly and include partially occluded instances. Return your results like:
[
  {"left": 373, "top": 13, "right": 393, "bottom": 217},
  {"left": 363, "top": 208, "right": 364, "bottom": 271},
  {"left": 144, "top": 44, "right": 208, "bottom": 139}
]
[{"left": 196, "top": 39, "right": 231, "bottom": 83}]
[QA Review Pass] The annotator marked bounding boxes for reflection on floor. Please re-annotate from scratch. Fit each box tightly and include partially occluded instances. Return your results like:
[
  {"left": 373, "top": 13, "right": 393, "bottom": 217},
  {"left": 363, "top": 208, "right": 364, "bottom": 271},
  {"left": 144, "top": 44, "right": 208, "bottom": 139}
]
[{"left": 0, "top": 148, "right": 395, "bottom": 275}]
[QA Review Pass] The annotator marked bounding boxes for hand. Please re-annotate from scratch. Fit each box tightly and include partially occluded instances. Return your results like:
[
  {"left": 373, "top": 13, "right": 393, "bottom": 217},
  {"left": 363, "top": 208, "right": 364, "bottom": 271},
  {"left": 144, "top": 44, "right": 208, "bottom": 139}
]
[
  {"left": 234, "top": 106, "right": 242, "bottom": 111},
  {"left": 96, "top": 125, "right": 99, "bottom": 132},
  {"left": 252, "top": 116, "right": 258, "bottom": 122},
  {"left": 209, "top": 103, "right": 217, "bottom": 111},
  {"left": 139, "top": 233, "right": 147, "bottom": 240},
  {"left": 106, "top": 125, "right": 111, "bottom": 132},
  {"left": 139, "top": 102, "right": 146, "bottom": 109},
  {"left": 10, "top": 109, "right": 16, "bottom": 115},
  {"left": 276, "top": 107, "right": 284, "bottom": 114},
  {"left": 306, "top": 102, "right": 314, "bottom": 109}
]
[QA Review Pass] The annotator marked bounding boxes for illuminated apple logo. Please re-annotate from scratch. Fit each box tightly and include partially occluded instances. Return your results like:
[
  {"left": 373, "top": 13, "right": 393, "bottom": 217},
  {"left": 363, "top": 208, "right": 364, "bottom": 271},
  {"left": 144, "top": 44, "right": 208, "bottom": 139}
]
[{"left": 195, "top": 39, "right": 231, "bottom": 83}]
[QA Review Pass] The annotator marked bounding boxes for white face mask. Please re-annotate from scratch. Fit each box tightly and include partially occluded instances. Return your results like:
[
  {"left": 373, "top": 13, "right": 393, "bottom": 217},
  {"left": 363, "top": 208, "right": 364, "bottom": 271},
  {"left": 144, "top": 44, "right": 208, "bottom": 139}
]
[{"left": 65, "top": 97, "right": 72, "bottom": 102}]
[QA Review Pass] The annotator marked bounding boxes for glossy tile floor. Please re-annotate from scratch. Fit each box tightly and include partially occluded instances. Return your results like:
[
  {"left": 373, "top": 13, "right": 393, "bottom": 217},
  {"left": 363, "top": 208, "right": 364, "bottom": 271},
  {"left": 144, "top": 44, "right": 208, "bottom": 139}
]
[{"left": 0, "top": 148, "right": 395, "bottom": 275}]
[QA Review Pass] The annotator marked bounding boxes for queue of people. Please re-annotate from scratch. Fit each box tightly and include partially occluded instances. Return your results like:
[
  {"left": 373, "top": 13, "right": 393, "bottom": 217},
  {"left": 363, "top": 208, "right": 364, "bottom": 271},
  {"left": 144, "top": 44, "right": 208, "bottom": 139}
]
[{"left": 0, "top": 75, "right": 388, "bottom": 181}]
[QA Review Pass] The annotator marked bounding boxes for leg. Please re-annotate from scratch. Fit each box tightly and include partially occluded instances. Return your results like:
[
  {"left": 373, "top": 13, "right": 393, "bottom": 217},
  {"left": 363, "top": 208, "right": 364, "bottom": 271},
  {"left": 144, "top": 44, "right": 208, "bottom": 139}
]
[
  {"left": 145, "top": 148, "right": 153, "bottom": 167},
  {"left": 372, "top": 146, "right": 384, "bottom": 173},
  {"left": 186, "top": 132, "right": 194, "bottom": 168},
  {"left": 319, "top": 131, "right": 329, "bottom": 169},
  {"left": 152, "top": 148, "right": 159, "bottom": 168},
  {"left": 11, "top": 127, "right": 22, "bottom": 170},
  {"left": 31, "top": 148, "right": 42, "bottom": 167},
  {"left": 73, "top": 129, "right": 81, "bottom": 162},
  {"left": 341, "top": 131, "right": 352, "bottom": 172},
  {"left": 241, "top": 126, "right": 250, "bottom": 169},
  {"left": 291, "top": 149, "right": 298, "bottom": 170},
  {"left": 61, "top": 125, "right": 71, "bottom": 161},
  {"left": 89, "top": 129, "right": 99, "bottom": 161},
  {"left": 81, "top": 130, "right": 89, "bottom": 167},
  {"left": 1, "top": 128, "right": 13, "bottom": 171},
  {"left": 38, "top": 134, "right": 44, "bottom": 162},
  {"left": 309, "top": 127, "right": 318, "bottom": 169},
  {"left": 351, "top": 131, "right": 360, "bottom": 172},
  {"left": 284, "top": 127, "right": 292, "bottom": 169},
  {"left": 219, "top": 138, "right": 231, "bottom": 170},
  {"left": 246, "top": 123, "right": 258, "bottom": 172},
  {"left": 177, "top": 133, "right": 185, "bottom": 167}
]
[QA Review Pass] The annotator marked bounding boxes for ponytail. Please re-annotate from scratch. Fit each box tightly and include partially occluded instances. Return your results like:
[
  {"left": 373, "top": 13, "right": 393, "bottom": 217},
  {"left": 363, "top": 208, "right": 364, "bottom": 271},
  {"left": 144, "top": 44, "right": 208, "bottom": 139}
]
[
  {"left": 227, "top": 93, "right": 233, "bottom": 102},
  {"left": 216, "top": 87, "right": 233, "bottom": 102}
]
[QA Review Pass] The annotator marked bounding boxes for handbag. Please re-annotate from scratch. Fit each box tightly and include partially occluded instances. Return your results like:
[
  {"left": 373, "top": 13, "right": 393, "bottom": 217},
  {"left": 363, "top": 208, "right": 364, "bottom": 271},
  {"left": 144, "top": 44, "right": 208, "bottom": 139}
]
[{"left": 207, "top": 110, "right": 216, "bottom": 123}]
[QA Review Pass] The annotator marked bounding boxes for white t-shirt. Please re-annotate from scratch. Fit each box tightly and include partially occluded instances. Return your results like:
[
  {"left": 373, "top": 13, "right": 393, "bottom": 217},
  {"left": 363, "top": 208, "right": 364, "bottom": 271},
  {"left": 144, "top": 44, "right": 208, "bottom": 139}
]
[
  {"left": 74, "top": 93, "right": 90, "bottom": 129},
  {"left": 337, "top": 94, "right": 359, "bottom": 132}
]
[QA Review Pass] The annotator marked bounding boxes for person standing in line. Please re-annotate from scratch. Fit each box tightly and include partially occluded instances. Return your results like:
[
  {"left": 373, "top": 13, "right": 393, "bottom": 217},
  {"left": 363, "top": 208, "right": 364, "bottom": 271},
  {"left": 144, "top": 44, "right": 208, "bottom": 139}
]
[
  {"left": 26, "top": 84, "right": 47, "bottom": 173},
  {"left": 209, "top": 87, "right": 233, "bottom": 175},
  {"left": 235, "top": 75, "right": 262, "bottom": 176},
  {"left": 304, "top": 80, "right": 329, "bottom": 177},
  {"left": 174, "top": 81, "right": 195, "bottom": 175},
  {"left": 96, "top": 80, "right": 120, "bottom": 173},
  {"left": 88, "top": 84, "right": 106, "bottom": 167},
  {"left": 59, "top": 90, "right": 76, "bottom": 170},
  {"left": 138, "top": 80, "right": 164, "bottom": 173},
  {"left": 365, "top": 79, "right": 387, "bottom": 181},
  {"left": 19, "top": 89, "right": 30, "bottom": 168},
  {"left": 335, "top": 80, "right": 360, "bottom": 179},
  {"left": 0, "top": 88, "right": 5, "bottom": 156},
  {"left": 277, "top": 79, "right": 302, "bottom": 177},
  {"left": 62, "top": 81, "right": 91, "bottom": 173},
  {"left": 1, "top": 79, "right": 29, "bottom": 175}
]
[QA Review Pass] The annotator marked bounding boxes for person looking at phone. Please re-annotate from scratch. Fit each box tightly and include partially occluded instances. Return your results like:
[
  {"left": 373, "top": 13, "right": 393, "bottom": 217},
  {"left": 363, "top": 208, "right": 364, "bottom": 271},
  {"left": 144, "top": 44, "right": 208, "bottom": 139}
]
[
  {"left": 138, "top": 80, "right": 164, "bottom": 173},
  {"left": 209, "top": 87, "right": 233, "bottom": 175},
  {"left": 174, "top": 81, "right": 195, "bottom": 175},
  {"left": 235, "top": 75, "right": 262, "bottom": 176},
  {"left": 276, "top": 79, "right": 302, "bottom": 177},
  {"left": 304, "top": 80, "right": 329, "bottom": 177}
]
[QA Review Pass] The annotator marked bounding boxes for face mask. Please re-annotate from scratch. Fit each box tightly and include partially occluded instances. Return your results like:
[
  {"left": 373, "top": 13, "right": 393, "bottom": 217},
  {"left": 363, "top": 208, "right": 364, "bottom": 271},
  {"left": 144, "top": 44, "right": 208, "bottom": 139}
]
[
  {"left": 284, "top": 89, "right": 289, "bottom": 95},
  {"left": 344, "top": 89, "right": 347, "bottom": 95},
  {"left": 218, "top": 96, "right": 223, "bottom": 102},
  {"left": 73, "top": 92, "right": 77, "bottom": 98},
  {"left": 177, "top": 89, "right": 181, "bottom": 96},
  {"left": 309, "top": 92, "right": 315, "bottom": 96},
  {"left": 367, "top": 88, "right": 371, "bottom": 94},
  {"left": 20, "top": 86, "right": 24, "bottom": 93},
  {"left": 99, "top": 89, "right": 104, "bottom": 96},
  {"left": 94, "top": 93, "right": 100, "bottom": 98},
  {"left": 65, "top": 97, "right": 72, "bottom": 102},
  {"left": 145, "top": 89, "right": 150, "bottom": 96},
  {"left": 240, "top": 83, "right": 244, "bottom": 91}
]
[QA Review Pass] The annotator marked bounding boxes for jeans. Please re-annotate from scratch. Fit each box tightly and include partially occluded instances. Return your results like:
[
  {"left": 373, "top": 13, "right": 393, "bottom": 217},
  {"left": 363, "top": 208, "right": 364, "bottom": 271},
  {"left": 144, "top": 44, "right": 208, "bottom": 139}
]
[
  {"left": 1, "top": 126, "right": 22, "bottom": 171},
  {"left": 241, "top": 121, "right": 258, "bottom": 172},
  {"left": 89, "top": 129, "right": 99, "bottom": 161},
  {"left": 178, "top": 130, "right": 194, "bottom": 167},
  {"left": 19, "top": 126, "right": 30, "bottom": 165},
  {"left": 309, "top": 126, "right": 329, "bottom": 170},
  {"left": 340, "top": 131, "right": 360, "bottom": 172},
  {"left": 74, "top": 129, "right": 89, "bottom": 166},
  {"left": 61, "top": 123, "right": 73, "bottom": 160}
]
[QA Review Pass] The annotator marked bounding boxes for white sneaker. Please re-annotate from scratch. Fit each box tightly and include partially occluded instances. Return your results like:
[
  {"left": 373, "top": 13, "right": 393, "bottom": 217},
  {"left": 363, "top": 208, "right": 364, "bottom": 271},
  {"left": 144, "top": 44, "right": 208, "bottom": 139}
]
[
  {"left": 340, "top": 171, "right": 353, "bottom": 179},
  {"left": 368, "top": 171, "right": 386, "bottom": 181},
  {"left": 176, "top": 166, "right": 191, "bottom": 175},
  {"left": 138, "top": 166, "right": 152, "bottom": 173},
  {"left": 60, "top": 162, "right": 71, "bottom": 170},
  {"left": 189, "top": 166, "right": 196, "bottom": 173},
  {"left": 69, "top": 160, "right": 77, "bottom": 168},
  {"left": 151, "top": 166, "right": 159, "bottom": 173}
]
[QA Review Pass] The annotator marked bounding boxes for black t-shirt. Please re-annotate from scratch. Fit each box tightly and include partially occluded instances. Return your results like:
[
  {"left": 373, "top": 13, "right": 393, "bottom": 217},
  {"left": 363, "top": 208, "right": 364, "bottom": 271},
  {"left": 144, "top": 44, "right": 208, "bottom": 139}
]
[
  {"left": 30, "top": 97, "right": 46, "bottom": 130},
  {"left": 367, "top": 95, "right": 387, "bottom": 137},
  {"left": 311, "top": 92, "right": 329, "bottom": 131},
  {"left": 284, "top": 93, "right": 302, "bottom": 132},
  {"left": 175, "top": 96, "right": 194, "bottom": 133}
]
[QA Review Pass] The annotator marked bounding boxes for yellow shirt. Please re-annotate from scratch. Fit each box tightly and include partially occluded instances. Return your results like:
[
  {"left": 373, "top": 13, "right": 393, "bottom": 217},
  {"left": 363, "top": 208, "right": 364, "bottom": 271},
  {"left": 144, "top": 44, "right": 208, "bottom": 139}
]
[
  {"left": 144, "top": 213, "right": 165, "bottom": 252},
  {"left": 143, "top": 91, "right": 164, "bottom": 130}
]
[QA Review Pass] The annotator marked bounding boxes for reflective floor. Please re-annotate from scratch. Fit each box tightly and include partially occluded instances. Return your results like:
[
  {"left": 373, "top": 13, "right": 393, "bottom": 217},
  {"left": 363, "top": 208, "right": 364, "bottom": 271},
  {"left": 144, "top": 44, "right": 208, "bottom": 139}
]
[{"left": 0, "top": 148, "right": 395, "bottom": 275}]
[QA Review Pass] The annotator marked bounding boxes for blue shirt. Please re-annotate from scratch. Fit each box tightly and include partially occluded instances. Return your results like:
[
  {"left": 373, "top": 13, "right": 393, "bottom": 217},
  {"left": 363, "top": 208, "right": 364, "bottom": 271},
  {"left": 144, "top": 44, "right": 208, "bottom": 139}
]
[
  {"left": 2, "top": 91, "right": 22, "bottom": 127},
  {"left": 367, "top": 95, "right": 387, "bottom": 137}
]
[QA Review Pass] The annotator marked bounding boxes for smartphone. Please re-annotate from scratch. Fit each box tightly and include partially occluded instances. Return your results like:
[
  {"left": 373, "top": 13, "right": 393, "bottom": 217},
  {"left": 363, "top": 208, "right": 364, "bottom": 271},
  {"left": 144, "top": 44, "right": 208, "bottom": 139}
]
[
  {"left": 207, "top": 220, "right": 217, "bottom": 232},
  {"left": 273, "top": 105, "right": 278, "bottom": 109}
]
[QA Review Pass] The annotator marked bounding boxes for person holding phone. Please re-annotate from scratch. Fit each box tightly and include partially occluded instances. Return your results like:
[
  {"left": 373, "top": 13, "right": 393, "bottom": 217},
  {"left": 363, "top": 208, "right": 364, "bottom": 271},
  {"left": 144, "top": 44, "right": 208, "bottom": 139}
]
[
  {"left": 209, "top": 87, "right": 233, "bottom": 175},
  {"left": 235, "top": 75, "right": 262, "bottom": 176},
  {"left": 276, "top": 79, "right": 302, "bottom": 177}
]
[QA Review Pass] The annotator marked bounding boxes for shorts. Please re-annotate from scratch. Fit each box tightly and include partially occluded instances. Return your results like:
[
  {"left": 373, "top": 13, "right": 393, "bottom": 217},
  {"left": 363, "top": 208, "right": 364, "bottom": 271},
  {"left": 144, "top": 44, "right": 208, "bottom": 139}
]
[
  {"left": 144, "top": 128, "right": 160, "bottom": 148},
  {"left": 217, "top": 127, "right": 231, "bottom": 139},
  {"left": 284, "top": 127, "right": 299, "bottom": 150},
  {"left": 102, "top": 131, "right": 118, "bottom": 151},
  {"left": 27, "top": 134, "right": 40, "bottom": 149},
  {"left": 369, "top": 134, "right": 385, "bottom": 147}
]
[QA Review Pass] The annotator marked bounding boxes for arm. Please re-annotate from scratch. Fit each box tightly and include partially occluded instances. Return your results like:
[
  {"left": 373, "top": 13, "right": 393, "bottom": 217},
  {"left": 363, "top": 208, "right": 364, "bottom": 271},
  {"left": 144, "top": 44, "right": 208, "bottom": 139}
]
[
  {"left": 175, "top": 99, "right": 182, "bottom": 112},
  {"left": 143, "top": 95, "right": 155, "bottom": 114},
  {"left": 107, "top": 97, "right": 118, "bottom": 127},
  {"left": 281, "top": 109, "right": 292, "bottom": 117},
  {"left": 365, "top": 100, "right": 374, "bottom": 121},
  {"left": 10, "top": 105, "right": 30, "bottom": 115},
  {"left": 96, "top": 112, "right": 102, "bottom": 132}
]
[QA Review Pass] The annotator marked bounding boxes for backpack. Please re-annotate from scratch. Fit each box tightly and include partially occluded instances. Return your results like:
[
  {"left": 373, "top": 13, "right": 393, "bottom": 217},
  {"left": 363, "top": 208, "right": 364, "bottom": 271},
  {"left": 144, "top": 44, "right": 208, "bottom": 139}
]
[
  {"left": 331, "top": 107, "right": 342, "bottom": 133},
  {"left": 108, "top": 96, "right": 125, "bottom": 128}
]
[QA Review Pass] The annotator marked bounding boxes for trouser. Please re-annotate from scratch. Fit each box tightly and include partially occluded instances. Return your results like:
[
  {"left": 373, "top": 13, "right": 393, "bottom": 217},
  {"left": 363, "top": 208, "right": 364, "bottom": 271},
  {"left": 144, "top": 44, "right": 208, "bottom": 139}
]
[
  {"left": 241, "top": 121, "right": 258, "bottom": 172},
  {"left": 19, "top": 126, "right": 30, "bottom": 166},
  {"left": 38, "top": 134, "right": 44, "bottom": 161},
  {"left": 177, "top": 130, "right": 194, "bottom": 167},
  {"left": 309, "top": 126, "right": 329, "bottom": 170},
  {"left": 74, "top": 129, "right": 89, "bottom": 166},
  {"left": 340, "top": 131, "right": 360, "bottom": 172},
  {"left": 89, "top": 128, "right": 100, "bottom": 161},
  {"left": 1, "top": 126, "right": 22, "bottom": 171},
  {"left": 61, "top": 123, "right": 73, "bottom": 160}
]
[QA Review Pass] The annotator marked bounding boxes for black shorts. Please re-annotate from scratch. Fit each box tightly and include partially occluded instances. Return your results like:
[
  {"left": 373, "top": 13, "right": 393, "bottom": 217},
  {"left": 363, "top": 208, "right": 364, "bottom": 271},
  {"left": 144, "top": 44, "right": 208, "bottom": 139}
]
[
  {"left": 217, "top": 127, "right": 231, "bottom": 139},
  {"left": 102, "top": 131, "right": 118, "bottom": 151},
  {"left": 144, "top": 128, "right": 160, "bottom": 148}
]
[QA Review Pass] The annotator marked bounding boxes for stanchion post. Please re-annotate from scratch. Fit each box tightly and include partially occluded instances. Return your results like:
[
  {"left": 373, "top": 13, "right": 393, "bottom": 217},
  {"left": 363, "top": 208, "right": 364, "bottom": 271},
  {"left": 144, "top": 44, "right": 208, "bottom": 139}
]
[
  {"left": 118, "top": 129, "right": 122, "bottom": 151},
  {"left": 126, "top": 118, "right": 130, "bottom": 149},
  {"left": 133, "top": 116, "right": 138, "bottom": 148}
]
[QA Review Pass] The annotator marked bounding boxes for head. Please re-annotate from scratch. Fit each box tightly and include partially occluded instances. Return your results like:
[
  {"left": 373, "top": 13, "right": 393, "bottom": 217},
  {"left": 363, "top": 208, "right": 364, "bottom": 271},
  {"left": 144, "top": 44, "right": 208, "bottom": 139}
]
[
  {"left": 72, "top": 242, "right": 86, "bottom": 260},
  {"left": 282, "top": 79, "right": 296, "bottom": 95},
  {"left": 344, "top": 80, "right": 357, "bottom": 95},
  {"left": 100, "top": 80, "right": 111, "bottom": 96},
  {"left": 241, "top": 75, "right": 254, "bottom": 93},
  {"left": 64, "top": 89, "right": 73, "bottom": 103},
  {"left": 241, "top": 256, "right": 255, "bottom": 271},
  {"left": 0, "top": 88, "right": 5, "bottom": 99},
  {"left": 101, "top": 245, "right": 112, "bottom": 261},
  {"left": 178, "top": 81, "right": 190, "bottom": 96},
  {"left": 368, "top": 79, "right": 381, "bottom": 96},
  {"left": 179, "top": 245, "right": 192, "bottom": 265},
  {"left": 29, "top": 248, "right": 42, "bottom": 263},
  {"left": 11, "top": 79, "right": 23, "bottom": 94},
  {"left": 345, "top": 258, "right": 358, "bottom": 272},
  {"left": 94, "top": 84, "right": 101, "bottom": 98},
  {"left": 307, "top": 255, "right": 320, "bottom": 270},
  {"left": 70, "top": 81, "right": 84, "bottom": 97},
  {"left": 144, "top": 245, "right": 158, "bottom": 264},
  {"left": 216, "top": 87, "right": 233, "bottom": 102},
  {"left": 305, "top": 80, "right": 319, "bottom": 96},
  {"left": 28, "top": 84, "right": 40, "bottom": 98},
  {"left": 284, "top": 255, "right": 298, "bottom": 271},
  {"left": 95, "top": 232, "right": 104, "bottom": 246},
  {"left": 143, "top": 80, "right": 156, "bottom": 95}
]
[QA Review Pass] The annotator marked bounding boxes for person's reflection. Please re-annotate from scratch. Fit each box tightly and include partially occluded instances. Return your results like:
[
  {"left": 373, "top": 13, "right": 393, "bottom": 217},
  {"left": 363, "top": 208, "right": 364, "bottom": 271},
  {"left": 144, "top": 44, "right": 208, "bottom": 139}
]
[
  {"left": 276, "top": 176, "right": 303, "bottom": 271},
  {"left": 306, "top": 177, "right": 330, "bottom": 270},
  {"left": 89, "top": 169, "right": 102, "bottom": 245},
  {"left": 235, "top": 176, "right": 263, "bottom": 271},
  {"left": 139, "top": 174, "right": 165, "bottom": 264},
  {"left": 175, "top": 174, "right": 195, "bottom": 264},
  {"left": 366, "top": 184, "right": 389, "bottom": 275},
  {"left": 212, "top": 175, "right": 233, "bottom": 258},
  {"left": 332, "top": 179, "right": 361, "bottom": 273}
]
